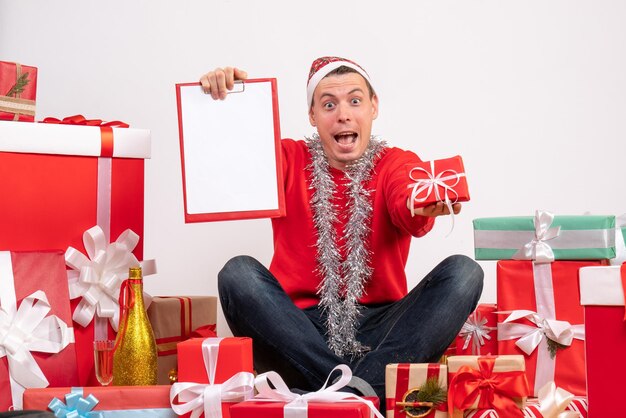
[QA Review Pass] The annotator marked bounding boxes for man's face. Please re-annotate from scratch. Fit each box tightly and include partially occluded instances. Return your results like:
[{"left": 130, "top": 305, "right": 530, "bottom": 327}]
[{"left": 309, "top": 72, "right": 378, "bottom": 170}]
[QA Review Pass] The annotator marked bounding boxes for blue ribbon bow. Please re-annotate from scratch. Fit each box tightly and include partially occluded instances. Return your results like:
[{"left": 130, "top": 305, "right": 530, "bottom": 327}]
[{"left": 48, "top": 388, "right": 102, "bottom": 418}]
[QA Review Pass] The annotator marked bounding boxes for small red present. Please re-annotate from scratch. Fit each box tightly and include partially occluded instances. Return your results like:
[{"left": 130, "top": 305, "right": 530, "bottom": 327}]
[
  {"left": 23, "top": 385, "right": 172, "bottom": 416},
  {"left": 231, "top": 365, "right": 382, "bottom": 418},
  {"left": 496, "top": 260, "right": 602, "bottom": 396},
  {"left": 0, "top": 251, "right": 78, "bottom": 410},
  {"left": 447, "top": 355, "right": 529, "bottom": 418},
  {"left": 172, "top": 337, "right": 255, "bottom": 418},
  {"left": 177, "top": 337, "right": 253, "bottom": 383},
  {"left": 385, "top": 363, "right": 447, "bottom": 418},
  {"left": 579, "top": 264, "right": 626, "bottom": 418},
  {"left": 456, "top": 304, "right": 498, "bottom": 355},
  {"left": 147, "top": 296, "right": 218, "bottom": 384},
  {"left": 0, "top": 118, "right": 151, "bottom": 386},
  {"left": 406, "top": 155, "right": 469, "bottom": 215},
  {"left": 0, "top": 61, "right": 37, "bottom": 121}
]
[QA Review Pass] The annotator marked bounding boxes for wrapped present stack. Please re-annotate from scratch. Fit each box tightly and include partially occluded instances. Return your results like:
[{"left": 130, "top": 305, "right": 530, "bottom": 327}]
[{"left": 469, "top": 209, "right": 622, "bottom": 416}]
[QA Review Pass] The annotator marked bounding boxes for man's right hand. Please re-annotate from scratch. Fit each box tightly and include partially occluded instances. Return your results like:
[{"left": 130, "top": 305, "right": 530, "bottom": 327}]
[{"left": 200, "top": 67, "right": 249, "bottom": 100}]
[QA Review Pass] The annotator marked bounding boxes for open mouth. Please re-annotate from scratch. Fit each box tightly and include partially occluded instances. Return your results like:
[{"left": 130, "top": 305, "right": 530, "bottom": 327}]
[{"left": 334, "top": 132, "right": 358, "bottom": 145}]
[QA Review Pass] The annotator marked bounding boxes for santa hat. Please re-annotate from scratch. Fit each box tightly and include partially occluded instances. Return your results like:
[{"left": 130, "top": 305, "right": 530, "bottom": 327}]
[{"left": 306, "top": 56, "right": 372, "bottom": 108}]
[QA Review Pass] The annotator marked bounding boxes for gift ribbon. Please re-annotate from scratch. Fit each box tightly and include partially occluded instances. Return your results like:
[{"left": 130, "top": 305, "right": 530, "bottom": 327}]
[
  {"left": 170, "top": 338, "right": 255, "bottom": 418},
  {"left": 0, "top": 62, "right": 36, "bottom": 119},
  {"left": 0, "top": 252, "right": 75, "bottom": 410},
  {"left": 511, "top": 210, "right": 561, "bottom": 263},
  {"left": 532, "top": 382, "right": 579, "bottom": 418},
  {"left": 252, "top": 364, "right": 384, "bottom": 418},
  {"left": 42, "top": 114, "right": 129, "bottom": 245},
  {"left": 459, "top": 311, "right": 497, "bottom": 355},
  {"left": 386, "top": 363, "right": 446, "bottom": 418},
  {"left": 610, "top": 213, "right": 626, "bottom": 266},
  {"left": 496, "top": 263, "right": 584, "bottom": 395},
  {"left": 48, "top": 387, "right": 101, "bottom": 418},
  {"left": 65, "top": 226, "right": 157, "bottom": 333},
  {"left": 407, "top": 161, "right": 465, "bottom": 234},
  {"left": 447, "top": 356, "right": 529, "bottom": 418},
  {"left": 41, "top": 115, "right": 129, "bottom": 157}
]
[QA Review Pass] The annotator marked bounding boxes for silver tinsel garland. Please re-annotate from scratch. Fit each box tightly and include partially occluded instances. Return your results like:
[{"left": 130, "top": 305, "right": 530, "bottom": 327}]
[{"left": 306, "top": 134, "right": 387, "bottom": 359}]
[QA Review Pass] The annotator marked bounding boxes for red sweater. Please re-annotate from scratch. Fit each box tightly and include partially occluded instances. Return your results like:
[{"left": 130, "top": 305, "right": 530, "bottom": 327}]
[{"left": 269, "top": 139, "right": 435, "bottom": 309}]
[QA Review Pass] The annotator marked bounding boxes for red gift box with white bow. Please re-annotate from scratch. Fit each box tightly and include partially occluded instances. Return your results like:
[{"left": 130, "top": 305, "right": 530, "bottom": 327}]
[
  {"left": 0, "top": 251, "right": 78, "bottom": 410},
  {"left": 0, "top": 119, "right": 152, "bottom": 386},
  {"left": 496, "top": 260, "right": 602, "bottom": 396},
  {"left": 171, "top": 337, "right": 255, "bottom": 418},
  {"left": 456, "top": 303, "right": 498, "bottom": 356},
  {"left": 405, "top": 155, "right": 470, "bottom": 213}
]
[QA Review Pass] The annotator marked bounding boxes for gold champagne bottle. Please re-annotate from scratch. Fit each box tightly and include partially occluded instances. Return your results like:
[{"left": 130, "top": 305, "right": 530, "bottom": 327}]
[{"left": 112, "top": 266, "right": 158, "bottom": 385}]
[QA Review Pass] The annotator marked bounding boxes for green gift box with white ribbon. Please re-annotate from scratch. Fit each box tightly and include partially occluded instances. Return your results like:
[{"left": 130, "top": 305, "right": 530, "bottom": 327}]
[{"left": 473, "top": 210, "right": 616, "bottom": 261}]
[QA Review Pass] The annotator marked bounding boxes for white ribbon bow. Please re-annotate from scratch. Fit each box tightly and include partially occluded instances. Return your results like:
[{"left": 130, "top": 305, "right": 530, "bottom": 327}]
[
  {"left": 170, "top": 372, "right": 255, "bottom": 418},
  {"left": 65, "top": 226, "right": 156, "bottom": 331},
  {"left": 170, "top": 338, "right": 254, "bottom": 418},
  {"left": 512, "top": 210, "right": 561, "bottom": 263},
  {"left": 407, "top": 161, "right": 465, "bottom": 235},
  {"left": 0, "top": 290, "right": 74, "bottom": 409},
  {"left": 459, "top": 311, "right": 497, "bottom": 355},
  {"left": 253, "top": 364, "right": 384, "bottom": 418},
  {"left": 534, "top": 382, "right": 580, "bottom": 418},
  {"left": 497, "top": 310, "right": 584, "bottom": 355}
]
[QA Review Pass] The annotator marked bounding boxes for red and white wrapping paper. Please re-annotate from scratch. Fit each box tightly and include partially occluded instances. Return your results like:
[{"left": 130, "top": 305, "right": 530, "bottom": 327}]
[
  {"left": 231, "top": 365, "right": 383, "bottom": 418},
  {"left": 0, "top": 251, "right": 78, "bottom": 410},
  {"left": 385, "top": 363, "right": 447, "bottom": 418},
  {"left": 579, "top": 264, "right": 626, "bottom": 418},
  {"left": 171, "top": 338, "right": 255, "bottom": 418},
  {"left": 0, "top": 119, "right": 151, "bottom": 386},
  {"left": 496, "top": 261, "right": 601, "bottom": 396},
  {"left": 457, "top": 304, "right": 498, "bottom": 356},
  {"left": 464, "top": 382, "right": 583, "bottom": 418}
]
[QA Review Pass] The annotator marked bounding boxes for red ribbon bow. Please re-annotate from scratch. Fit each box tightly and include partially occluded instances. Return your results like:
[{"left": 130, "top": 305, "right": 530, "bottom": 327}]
[
  {"left": 41, "top": 114, "right": 129, "bottom": 157},
  {"left": 41, "top": 114, "right": 129, "bottom": 128},
  {"left": 448, "top": 356, "right": 529, "bottom": 418}
]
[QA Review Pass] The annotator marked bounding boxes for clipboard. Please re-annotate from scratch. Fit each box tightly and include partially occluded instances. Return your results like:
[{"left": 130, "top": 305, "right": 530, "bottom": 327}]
[{"left": 176, "top": 78, "right": 286, "bottom": 223}]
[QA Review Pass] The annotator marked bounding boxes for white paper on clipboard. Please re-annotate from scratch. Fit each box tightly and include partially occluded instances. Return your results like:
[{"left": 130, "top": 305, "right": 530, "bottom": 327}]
[{"left": 176, "top": 79, "right": 285, "bottom": 222}]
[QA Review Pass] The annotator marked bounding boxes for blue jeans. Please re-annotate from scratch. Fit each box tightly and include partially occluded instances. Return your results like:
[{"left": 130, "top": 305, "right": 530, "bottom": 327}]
[{"left": 218, "top": 254, "right": 483, "bottom": 411}]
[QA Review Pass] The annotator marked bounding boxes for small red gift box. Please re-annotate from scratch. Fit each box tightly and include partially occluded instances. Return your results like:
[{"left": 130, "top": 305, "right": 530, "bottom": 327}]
[
  {"left": 447, "top": 355, "right": 529, "bottom": 418},
  {"left": 385, "top": 363, "right": 447, "bottom": 418},
  {"left": 579, "top": 264, "right": 626, "bottom": 418},
  {"left": 0, "top": 251, "right": 78, "bottom": 410},
  {"left": 0, "top": 61, "right": 37, "bottom": 121},
  {"left": 177, "top": 337, "right": 253, "bottom": 383},
  {"left": 23, "top": 385, "right": 173, "bottom": 416},
  {"left": 456, "top": 303, "right": 498, "bottom": 356},
  {"left": 147, "top": 296, "right": 218, "bottom": 384},
  {"left": 230, "top": 397, "right": 380, "bottom": 418},
  {"left": 496, "top": 260, "right": 602, "bottom": 396},
  {"left": 172, "top": 337, "right": 255, "bottom": 418},
  {"left": 0, "top": 119, "right": 151, "bottom": 386},
  {"left": 406, "top": 155, "right": 469, "bottom": 214}
]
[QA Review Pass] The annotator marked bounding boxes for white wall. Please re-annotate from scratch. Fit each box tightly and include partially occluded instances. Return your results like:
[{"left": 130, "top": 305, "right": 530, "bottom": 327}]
[{"left": 2, "top": 0, "right": 625, "bottom": 337}]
